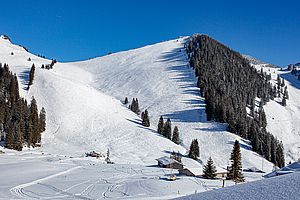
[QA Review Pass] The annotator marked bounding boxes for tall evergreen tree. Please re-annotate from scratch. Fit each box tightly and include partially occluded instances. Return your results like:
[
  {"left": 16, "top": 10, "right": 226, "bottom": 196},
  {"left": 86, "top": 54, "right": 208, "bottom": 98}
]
[
  {"left": 228, "top": 140, "right": 245, "bottom": 183},
  {"left": 203, "top": 157, "right": 217, "bottom": 179},
  {"left": 39, "top": 107, "right": 46, "bottom": 132},
  {"left": 29, "top": 97, "right": 40, "bottom": 145},
  {"left": 283, "top": 86, "right": 289, "bottom": 100},
  {"left": 172, "top": 126, "right": 180, "bottom": 144},
  {"left": 188, "top": 139, "right": 199, "bottom": 160},
  {"left": 157, "top": 116, "right": 164, "bottom": 135},
  {"left": 282, "top": 98, "right": 287, "bottom": 106},
  {"left": 141, "top": 109, "right": 150, "bottom": 127},
  {"left": 130, "top": 98, "right": 140, "bottom": 114},
  {"left": 124, "top": 97, "right": 128, "bottom": 104},
  {"left": 27, "top": 64, "right": 35, "bottom": 90},
  {"left": 163, "top": 118, "right": 172, "bottom": 139}
]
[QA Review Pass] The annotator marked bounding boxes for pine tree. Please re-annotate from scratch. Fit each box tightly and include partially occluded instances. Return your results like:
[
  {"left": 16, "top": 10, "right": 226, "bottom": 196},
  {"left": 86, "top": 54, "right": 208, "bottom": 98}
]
[
  {"left": 276, "top": 142, "right": 285, "bottom": 168},
  {"left": 130, "top": 98, "right": 140, "bottom": 114},
  {"left": 124, "top": 97, "right": 128, "bottom": 104},
  {"left": 163, "top": 118, "right": 172, "bottom": 139},
  {"left": 39, "top": 107, "right": 46, "bottom": 132},
  {"left": 282, "top": 98, "right": 287, "bottom": 106},
  {"left": 28, "top": 97, "right": 40, "bottom": 145},
  {"left": 228, "top": 140, "right": 245, "bottom": 183},
  {"left": 141, "top": 109, "right": 150, "bottom": 127},
  {"left": 27, "top": 64, "right": 35, "bottom": 90},
  {"left": 188, "top": 139, "right": 199, "bottom": 160},
  {"left": 258, "top": 108, "right": 267, "bottom": 128},
  {"left": 203, "top": 157, "right": 217, "bottom": 179},
  {"left": 5, "top": 123, "right": 14, "bottom": 149},
  {"left": 283, "top": 86, "right": 289, "bottom": 100},
  {"left": 277, "top": 75, "right": 281, "bottom": 89},
  {"left": 281, "top": 79, "right": 285, "bottom": 87},
  {"left": 172, "top": 126, "right": 180, "bottom": 144},
  {"left": 157, "top": 116, "right": 164, "bottom": 135}
]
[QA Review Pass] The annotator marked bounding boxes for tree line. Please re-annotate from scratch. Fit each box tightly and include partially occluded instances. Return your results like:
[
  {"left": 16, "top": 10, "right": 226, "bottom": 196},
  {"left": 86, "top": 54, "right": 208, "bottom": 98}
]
[
  {"left": 0, "top": 63, "right": 46, "bottom": 151},
  {"left": 185, "top": 35, "right": 285, "bottom": 167}
]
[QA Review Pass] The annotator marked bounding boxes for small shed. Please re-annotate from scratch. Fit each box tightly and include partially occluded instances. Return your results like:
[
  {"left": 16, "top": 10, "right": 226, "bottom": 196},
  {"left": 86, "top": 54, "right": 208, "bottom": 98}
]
[{"left": 156, "top": 156, "right": 183, "bottom": 170}]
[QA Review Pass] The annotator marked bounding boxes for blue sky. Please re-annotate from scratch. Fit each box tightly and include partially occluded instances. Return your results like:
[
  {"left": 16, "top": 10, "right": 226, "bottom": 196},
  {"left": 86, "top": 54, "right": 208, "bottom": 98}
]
[{"left": 1, "top": 0, "right": 299, "bottom": 66}]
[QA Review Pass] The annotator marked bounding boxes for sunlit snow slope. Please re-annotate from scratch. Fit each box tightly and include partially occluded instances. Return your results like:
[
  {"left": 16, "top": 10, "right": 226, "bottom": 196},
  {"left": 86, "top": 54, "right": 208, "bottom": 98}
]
[
  {"left": 0, "top": 35, "right": 184, "bottom": 164},
  {"left": 3, "top": 35, "right": 295, "bottom": 169},
  {"left": 70, "top": 37, "right": 274, "bottom": 170}
]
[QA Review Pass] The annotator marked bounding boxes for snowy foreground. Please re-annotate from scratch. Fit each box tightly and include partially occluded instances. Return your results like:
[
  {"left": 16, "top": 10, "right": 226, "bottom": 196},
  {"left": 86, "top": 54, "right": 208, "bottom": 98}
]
[
  {"left": 175, "top": 172, "right": 300, "bottom": 200},
  {"left": 0, "top": 150, "right": 264, "bottom": 200}
]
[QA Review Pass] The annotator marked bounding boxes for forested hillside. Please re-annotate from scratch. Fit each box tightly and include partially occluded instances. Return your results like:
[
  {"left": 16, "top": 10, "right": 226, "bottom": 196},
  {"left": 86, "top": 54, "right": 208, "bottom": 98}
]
[
  {"left": 185, "top": 35, "right": 285, "bottom": 167},
  {"left": 0, "top": 63, "right": 45, "bottom": 150}
]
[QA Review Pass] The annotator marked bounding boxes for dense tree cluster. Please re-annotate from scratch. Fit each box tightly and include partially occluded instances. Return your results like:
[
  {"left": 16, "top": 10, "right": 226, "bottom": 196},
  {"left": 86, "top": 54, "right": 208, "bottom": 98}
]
[
  {"left": 0, "top": 63, "right": 46, "bottom": 151},
  {"left": 188, "top": 139, "right": 199, "bottom": 160},
  {"left": 227, "top": 140, "right": 245, "bottom": 183},
  {"left": 157, "top": 116, "right": 180, "bottom": 144},
  {"left": 185, "top": 34, "right": 285, "bottom": 167}
]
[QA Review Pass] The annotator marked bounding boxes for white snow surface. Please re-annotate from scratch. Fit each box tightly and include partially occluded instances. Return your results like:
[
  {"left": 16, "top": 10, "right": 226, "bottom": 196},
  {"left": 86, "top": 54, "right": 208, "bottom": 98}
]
[
  {"left": 1, "top": 35, "right": 298, "bottom": 199},
  {"left": 175, "top": 172, "right": 300, "bottom": 200}
]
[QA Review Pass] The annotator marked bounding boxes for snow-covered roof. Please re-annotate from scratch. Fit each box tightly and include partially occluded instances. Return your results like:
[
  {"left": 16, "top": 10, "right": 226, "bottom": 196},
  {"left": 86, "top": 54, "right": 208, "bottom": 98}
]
[
  {"left": 264, "top": 162, "right": 300, "bottom": 178},
  {"left": 183, "top": 167, "right": 203, "bottom": 175},
  {"left": 182, "top": 166, "right": 227, "bottom": 176},
  {"left": 156, "top": 156, "right": 180, "bottom": 165}
]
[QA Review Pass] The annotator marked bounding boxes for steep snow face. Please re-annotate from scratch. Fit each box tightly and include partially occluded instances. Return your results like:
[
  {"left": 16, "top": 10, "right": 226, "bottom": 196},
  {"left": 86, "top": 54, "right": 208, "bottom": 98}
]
[
  {"left": 72, "top": 38, "right": 274, "bottom": 170},
  {"left": 0, "top": 36, "right": 185, "bottom": 164}
]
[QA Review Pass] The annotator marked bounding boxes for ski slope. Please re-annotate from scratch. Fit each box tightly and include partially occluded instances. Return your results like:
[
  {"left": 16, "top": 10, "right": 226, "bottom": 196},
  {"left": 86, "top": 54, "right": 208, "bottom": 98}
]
[
  {"left": 0, "top": 35, "right": 184, "bottom": 164},
  {"left": 0, "top": 35, "right": 276, "bottom": 168},
  {"left": 69, "top": 37, "right": 274, "bottom": 170},
  {"left": 1, "top": 34, "right": 299, "bottom": 199}
]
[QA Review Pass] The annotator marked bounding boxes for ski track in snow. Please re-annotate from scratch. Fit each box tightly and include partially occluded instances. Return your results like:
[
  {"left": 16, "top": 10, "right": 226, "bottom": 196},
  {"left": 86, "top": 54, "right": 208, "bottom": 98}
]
[{"left": 10, "top": 166, "right": 82, "bottom": 199}]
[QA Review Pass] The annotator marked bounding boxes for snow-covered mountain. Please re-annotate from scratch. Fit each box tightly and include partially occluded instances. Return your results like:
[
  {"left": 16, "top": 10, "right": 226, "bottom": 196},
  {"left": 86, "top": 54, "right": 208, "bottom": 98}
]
[
  {"left": 0, "top": 35, "right": 276, "bottom": 169},
  {"left": 1, "top": 34, "right": 300, "bottom": 199}
]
